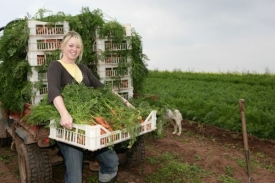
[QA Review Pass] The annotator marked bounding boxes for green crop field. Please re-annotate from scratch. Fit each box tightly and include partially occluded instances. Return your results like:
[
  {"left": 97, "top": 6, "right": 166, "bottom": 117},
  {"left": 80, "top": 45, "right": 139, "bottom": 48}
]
[{"left": 138, "top": 70, "right": 275, "bottom": 140}]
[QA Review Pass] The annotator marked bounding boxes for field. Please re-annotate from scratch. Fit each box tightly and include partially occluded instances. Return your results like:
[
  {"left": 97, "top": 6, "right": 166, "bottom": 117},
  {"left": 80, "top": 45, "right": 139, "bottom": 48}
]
[
  {"left": 139, "top": 70, "right": 275, "bottom": 139},
  {"left": 0, "top": 70, "right": 275, "bottom": 182}
]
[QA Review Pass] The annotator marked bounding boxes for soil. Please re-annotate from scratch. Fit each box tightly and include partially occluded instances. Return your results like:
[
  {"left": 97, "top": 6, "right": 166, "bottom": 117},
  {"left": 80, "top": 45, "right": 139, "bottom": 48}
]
[{"left": 0, "top": 120, "right": 275, "bottom": 183}]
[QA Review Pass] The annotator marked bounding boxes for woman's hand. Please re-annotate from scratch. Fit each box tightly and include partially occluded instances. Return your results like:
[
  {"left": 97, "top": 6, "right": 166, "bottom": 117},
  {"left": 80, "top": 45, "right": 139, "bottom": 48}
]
[
  {"left": 53, "top": 96, "right": 73, "bottom": 129},
  {"left": 60, "top": 111, "right": 73, "bottom": 129}
]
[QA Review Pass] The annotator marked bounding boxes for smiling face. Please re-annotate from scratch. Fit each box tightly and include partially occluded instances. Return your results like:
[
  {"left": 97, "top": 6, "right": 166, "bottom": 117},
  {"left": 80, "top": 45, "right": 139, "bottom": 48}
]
[
  {"left": 62, "top": 37, "right": 81, "bottom": 63},
  {"left": 60, "top": 31, "right": 84, "bottom": 64}
]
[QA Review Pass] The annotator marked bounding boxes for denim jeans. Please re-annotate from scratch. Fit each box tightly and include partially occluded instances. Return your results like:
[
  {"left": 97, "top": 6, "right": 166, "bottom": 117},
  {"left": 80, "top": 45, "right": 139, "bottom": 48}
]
[
  {"left": 94, "top": 147, "right": 119, "bottom": 182},
  {"left": 57, "top": 142, "right": 84, "bottom": 183},
  {"left": 58, "top": 142, "right": 119, "bottom": 183}
]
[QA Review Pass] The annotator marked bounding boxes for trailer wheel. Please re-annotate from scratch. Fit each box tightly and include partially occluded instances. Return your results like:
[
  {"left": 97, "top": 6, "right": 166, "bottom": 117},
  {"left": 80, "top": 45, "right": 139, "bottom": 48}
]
[
  {"left": 18, "top": 143, "right": 52, "bottom": 183},
  {"left": 124, "top": 137, "right": 145, "bottom": 167}
]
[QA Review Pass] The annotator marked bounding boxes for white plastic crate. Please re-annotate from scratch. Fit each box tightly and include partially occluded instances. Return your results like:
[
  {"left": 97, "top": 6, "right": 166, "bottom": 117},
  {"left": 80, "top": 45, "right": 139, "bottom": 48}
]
[
  {"left": 104, "top": 41, "right": 130, "bottom": 51},
  {"left": 28, "top": 37, "right": 63, "bottom": 51},
  {"left": 93, "top": 40, "right": 132, "bottom": 52},
  {"left": 98, "top": 55, "right": 129, "bottom": 65},
  {"left": 49, "top": 110, "right": 157, "bottom": 151},
  {"left": 27, "top": 51, "right": 47, "bottom": 66},
  {"left": 97, "top": 65, "right": 130, "bottom": 78},
  {"left": 102, "top": 77, "right": 133, "bottom": 90},
  {"left": 28, "top": 20, "right": 69, "bottom": 36}
]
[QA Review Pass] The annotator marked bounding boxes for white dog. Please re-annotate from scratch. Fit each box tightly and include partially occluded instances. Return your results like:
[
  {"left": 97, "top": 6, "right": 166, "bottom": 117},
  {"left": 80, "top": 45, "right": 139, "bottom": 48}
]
[{"left": 166, "top": 109, "right": 182, "bottom": 136}]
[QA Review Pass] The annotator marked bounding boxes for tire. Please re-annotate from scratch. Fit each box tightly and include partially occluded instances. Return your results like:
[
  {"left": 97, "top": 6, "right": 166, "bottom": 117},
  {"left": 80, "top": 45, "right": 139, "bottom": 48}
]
[
  {"left": 124, "top": 137, "right": 145, "bottom": 167},
  {"left": 18, "top": 143, "right": 52, "bottom": 183}
]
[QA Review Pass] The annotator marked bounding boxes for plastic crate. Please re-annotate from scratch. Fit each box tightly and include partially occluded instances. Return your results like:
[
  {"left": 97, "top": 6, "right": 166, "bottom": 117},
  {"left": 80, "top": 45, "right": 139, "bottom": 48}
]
[
  {"left": 27, "top": 51, "right": 47, "bottom": 66},
  {"left": 97, "top": 65, "right": 130, "bottom": 78},
  {"left": 93, "top": 39, "right": 132, "bottom": 52},
  {"left": 104, "top": 41, "right": 129, "bottom": 51},
  {"left": 28, "top": 37, "right": 63, "bottom": 51},
  {"left": 98, "top": 55, "right": 129, "bottom": 65},
  {"left": 49, "top": 110, "right": 157, "bottom": 151},
  {"left": 28, "top": 20, "right": 69, "bottom": 36},
  {"left": 100, "top": 77, "right": 133, "bottom": 99},
  {"left": 103, "top": 77, "right": 132, "bottom": 90}
]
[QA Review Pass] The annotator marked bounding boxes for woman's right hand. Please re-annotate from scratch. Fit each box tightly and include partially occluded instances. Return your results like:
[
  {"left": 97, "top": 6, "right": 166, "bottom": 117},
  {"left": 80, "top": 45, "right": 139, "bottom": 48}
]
[
  {"left": 60, "top": 111, "right": 73, "bottom": 129},
  {"left": 53, "top": 96, "right": 73, "bottom": 129}
]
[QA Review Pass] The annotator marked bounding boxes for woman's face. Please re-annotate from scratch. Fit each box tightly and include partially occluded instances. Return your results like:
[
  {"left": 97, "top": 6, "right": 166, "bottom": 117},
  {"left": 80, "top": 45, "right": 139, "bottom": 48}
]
[{"left": 62, "top": 37, "right": 81, "bottom": 63}]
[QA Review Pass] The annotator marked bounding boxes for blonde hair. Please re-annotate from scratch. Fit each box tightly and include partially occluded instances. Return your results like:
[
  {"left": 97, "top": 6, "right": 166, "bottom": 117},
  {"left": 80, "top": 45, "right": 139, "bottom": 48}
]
[{"left": 59, "top": 31, "right": 84, "bottom": 63}]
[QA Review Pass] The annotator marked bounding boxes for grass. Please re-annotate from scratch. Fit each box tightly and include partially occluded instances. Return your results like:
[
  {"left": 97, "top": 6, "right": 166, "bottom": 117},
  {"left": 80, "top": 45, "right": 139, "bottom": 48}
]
[
  {"left": 233, "top": 152, "right": 275, "bottom": 172},
  {"left": 0, "top": 154, "right": 13, "bottom": 164},
  {"left": 218, "top": 175, "right": 241, "bottom": 183},
  {"left": 224, "top": 166, "right": 234, "bottom": 177},
  {"left": 194, "top": 154, "right": 202, "bottom": 161},
  {"left": 83, "top": 176, "right": 98, "bottom": 183},
  {"left": 145, "top": 152, "right": 210, "bottom": 183}
]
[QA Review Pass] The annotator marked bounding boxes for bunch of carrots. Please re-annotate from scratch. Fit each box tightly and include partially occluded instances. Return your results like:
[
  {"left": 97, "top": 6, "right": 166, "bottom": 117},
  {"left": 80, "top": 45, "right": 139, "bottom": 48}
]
[{"left": 24, "top": 82, "right": 152, "bottom": 139}]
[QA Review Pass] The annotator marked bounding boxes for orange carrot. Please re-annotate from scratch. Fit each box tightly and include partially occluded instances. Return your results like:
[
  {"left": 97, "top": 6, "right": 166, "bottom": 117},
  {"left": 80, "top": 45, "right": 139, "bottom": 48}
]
[
  {"left": 93, "top": 116, "right": 114, "bottom": 132},
  {"left": 140, "top": 119, "right": 145, "bottom": 123}
]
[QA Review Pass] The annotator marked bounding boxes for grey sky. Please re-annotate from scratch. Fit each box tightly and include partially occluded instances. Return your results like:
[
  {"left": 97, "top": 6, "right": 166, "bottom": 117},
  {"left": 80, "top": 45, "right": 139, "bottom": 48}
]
[{"left": 1, "top": 0, "right": 275, "bottom": 73}]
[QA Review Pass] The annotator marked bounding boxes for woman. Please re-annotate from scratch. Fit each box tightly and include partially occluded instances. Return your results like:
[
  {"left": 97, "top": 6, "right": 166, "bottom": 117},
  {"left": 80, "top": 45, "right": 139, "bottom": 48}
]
[{"left": 47, "top": 31, "right": 119, "bottom": 183}]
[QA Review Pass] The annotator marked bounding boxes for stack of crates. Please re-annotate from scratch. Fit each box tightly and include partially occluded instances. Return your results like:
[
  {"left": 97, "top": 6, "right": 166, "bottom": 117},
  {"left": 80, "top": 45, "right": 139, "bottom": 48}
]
[
  {"left": 27, "top": 20, "right": 69, "bottom": 104},
  {"left": 95, "top": 24, "right": 133, "bottom": 99}
]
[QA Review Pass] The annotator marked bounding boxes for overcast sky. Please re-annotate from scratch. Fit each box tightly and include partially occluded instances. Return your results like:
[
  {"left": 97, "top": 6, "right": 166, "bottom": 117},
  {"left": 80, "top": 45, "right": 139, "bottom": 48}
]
[{"left": 1, "top": 0, "right": 275, "bottom": 74}]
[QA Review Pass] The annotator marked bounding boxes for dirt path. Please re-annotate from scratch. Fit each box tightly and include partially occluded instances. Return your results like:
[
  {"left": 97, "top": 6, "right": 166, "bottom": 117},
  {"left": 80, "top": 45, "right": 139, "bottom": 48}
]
[
  {"left": 1, "top": 120, "right": 275, "bottom": 183},
  {"left": 0, "top": 147, "right": 20, "bottom": 183}
]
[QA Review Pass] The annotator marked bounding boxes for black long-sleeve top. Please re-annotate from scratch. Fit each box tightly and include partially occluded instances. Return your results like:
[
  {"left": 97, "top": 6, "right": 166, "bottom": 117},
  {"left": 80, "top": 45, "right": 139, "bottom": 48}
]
[{"left": 47, "top": 60, "right": 103, "bottom": 104}]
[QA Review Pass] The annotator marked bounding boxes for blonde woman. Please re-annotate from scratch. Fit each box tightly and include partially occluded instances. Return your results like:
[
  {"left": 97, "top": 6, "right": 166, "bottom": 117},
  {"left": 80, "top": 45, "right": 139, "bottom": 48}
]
[{"left": 47, "top": 31, "right": 118, "bottom": 183}]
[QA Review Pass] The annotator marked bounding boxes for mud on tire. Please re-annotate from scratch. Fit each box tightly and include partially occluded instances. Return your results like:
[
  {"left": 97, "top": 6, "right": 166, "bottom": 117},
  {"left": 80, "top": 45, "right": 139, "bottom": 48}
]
[{"left": 18, "top": 143, "right": 52, "bottom": 183}]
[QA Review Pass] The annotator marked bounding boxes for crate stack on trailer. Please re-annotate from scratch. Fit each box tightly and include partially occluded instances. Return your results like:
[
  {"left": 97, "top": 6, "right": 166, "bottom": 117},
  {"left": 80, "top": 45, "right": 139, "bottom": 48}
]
[
  {"left": 27, "top": 20, "right": 69, "bottom": 104},
  {"left": 94, "top": 24, "right": 133, "bottom": 99}
]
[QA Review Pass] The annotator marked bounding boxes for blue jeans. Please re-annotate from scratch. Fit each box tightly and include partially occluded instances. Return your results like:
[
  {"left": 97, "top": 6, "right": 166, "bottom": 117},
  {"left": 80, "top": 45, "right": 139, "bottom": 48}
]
[
  {"left": 58, "top": 142, "right": 119, "bottom": 183},
  {"left": 57, "top": 142, "right": 84, "bottom": 183},
  {"left": 94, "top": 147, "right": 119, "bottom": 182}
]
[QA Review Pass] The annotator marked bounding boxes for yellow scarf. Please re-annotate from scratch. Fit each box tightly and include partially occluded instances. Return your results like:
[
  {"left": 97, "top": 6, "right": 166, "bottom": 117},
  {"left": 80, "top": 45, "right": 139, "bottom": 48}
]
[{"left": 58, "top": 60, "right": 83, "bottom": 83}]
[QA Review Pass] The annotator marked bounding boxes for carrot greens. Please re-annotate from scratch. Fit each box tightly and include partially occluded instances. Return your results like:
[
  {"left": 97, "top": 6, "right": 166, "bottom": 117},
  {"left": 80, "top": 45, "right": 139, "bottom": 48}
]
[{"left": 23, "top": 82, "right": 154, "bottom": 144}]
